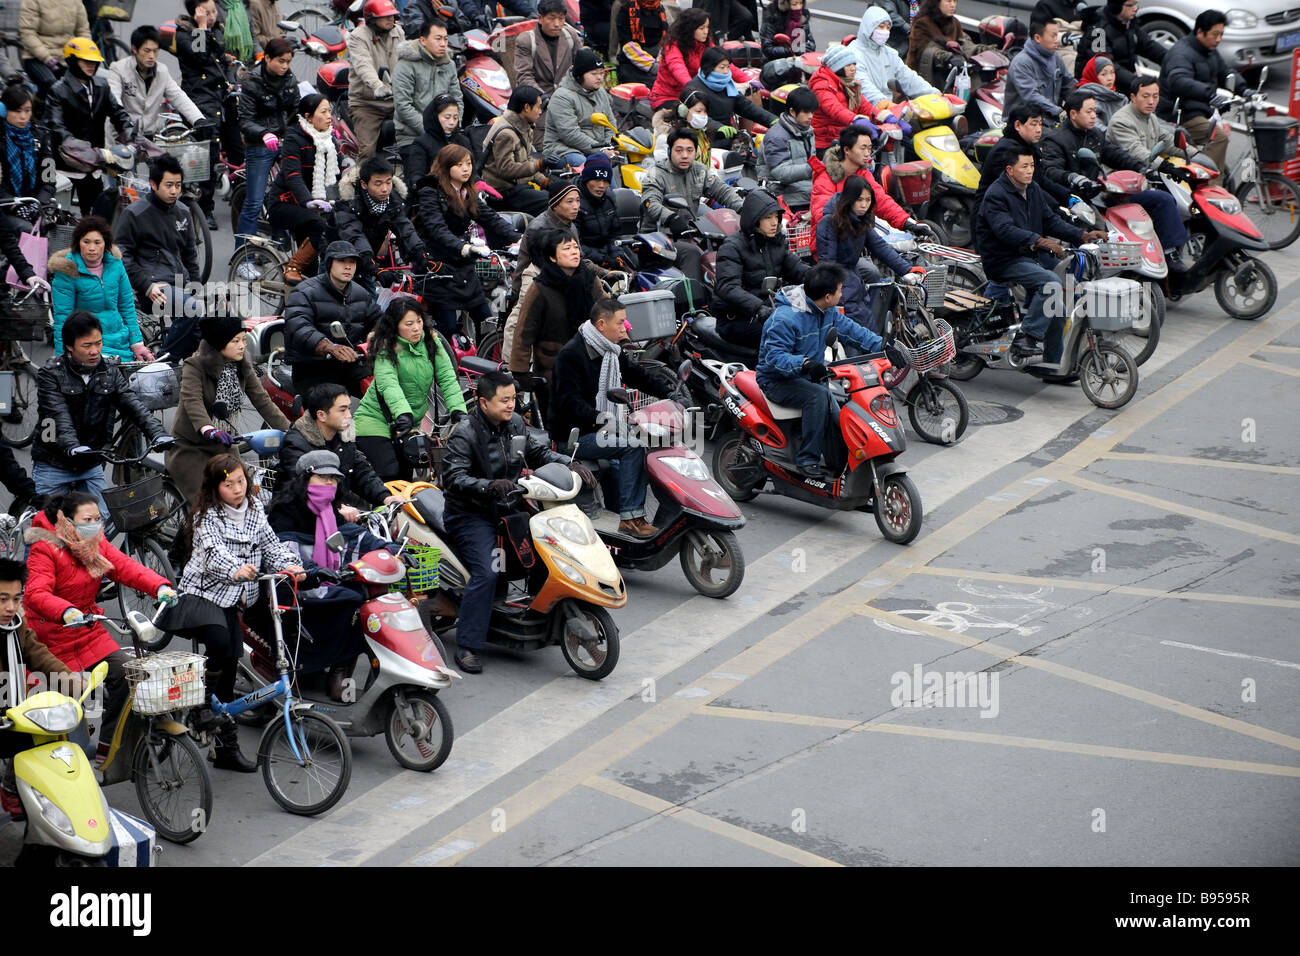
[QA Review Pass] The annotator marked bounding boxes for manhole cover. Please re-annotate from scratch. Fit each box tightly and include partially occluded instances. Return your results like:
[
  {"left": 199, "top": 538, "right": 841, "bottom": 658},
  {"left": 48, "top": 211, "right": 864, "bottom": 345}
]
[{"left": 967, "top": 401, "right": 1025, "bottom": 426}]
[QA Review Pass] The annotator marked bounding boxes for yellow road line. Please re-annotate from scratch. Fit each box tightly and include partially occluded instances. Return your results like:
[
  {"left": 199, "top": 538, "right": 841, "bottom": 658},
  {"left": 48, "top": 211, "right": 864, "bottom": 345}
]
[
  {"left": 401, "top": 306, "right": 1300, "bottom": 866},
  {"left": 1240, "top": 356, "right": 1300, "bottom": 379},
  {"left": 699, "top": 706, "right": 1300, "bottom": 777},
  {"left": 914, "top": 565, "right": 1300, "bottom": 610},
  {"left": 1259, "top": 344, "right": 1300, "bottom": 354},
  {"left": 581, "top": 776, "right": 844, "bottom": 867},
  {"left": 854, "top": 605, "right": 1300, "bottom": 752},
  {"left": 1100, "top": 451, "right": 1300, "bottom": 476}
]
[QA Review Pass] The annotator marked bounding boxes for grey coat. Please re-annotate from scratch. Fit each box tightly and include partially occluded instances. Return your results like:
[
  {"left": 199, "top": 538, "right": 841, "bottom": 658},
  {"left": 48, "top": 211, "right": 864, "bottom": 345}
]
[
  {"left": 1003, "top": 38, "right": 1076, "bottom": 120},
  {"left": 639, "top": 161, "right": 743, "bottom": 231},
  {"left": 392, "top": 39, "right": 462, "bottom": 146},
  {"left": 758, "top": 112, "right": 815, "bottom": 206},
  {"left": 542, "top": 73, "right": 615, "bottom": 156}
]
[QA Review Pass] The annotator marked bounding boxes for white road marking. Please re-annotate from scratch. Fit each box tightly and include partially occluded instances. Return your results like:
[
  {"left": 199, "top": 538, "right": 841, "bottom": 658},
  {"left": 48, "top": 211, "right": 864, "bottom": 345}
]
[{"left": 1160, "top": 640, "right": 1300, "bottom": 671}]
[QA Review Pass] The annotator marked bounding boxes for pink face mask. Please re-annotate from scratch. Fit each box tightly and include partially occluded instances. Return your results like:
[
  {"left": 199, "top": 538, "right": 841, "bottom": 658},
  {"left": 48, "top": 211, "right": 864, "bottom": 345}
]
[{"left": 307, "top": 484, "right": 337, "bottom": 507}]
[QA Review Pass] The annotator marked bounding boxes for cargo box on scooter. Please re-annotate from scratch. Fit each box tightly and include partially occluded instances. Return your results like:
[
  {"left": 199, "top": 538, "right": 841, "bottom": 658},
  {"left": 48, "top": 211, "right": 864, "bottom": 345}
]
[
  {"left": 1080, "top": 277, "right": 1141, "bottom": 332},
  {"left": 620, "top": 289, "right": 677, "bottom": 341}
]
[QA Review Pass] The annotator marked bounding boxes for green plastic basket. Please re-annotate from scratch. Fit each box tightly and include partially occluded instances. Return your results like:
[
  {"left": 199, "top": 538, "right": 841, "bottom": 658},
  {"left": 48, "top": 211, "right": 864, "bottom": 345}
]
[{"left": 402, "top": 545, "right": 441, "bottom": 593}]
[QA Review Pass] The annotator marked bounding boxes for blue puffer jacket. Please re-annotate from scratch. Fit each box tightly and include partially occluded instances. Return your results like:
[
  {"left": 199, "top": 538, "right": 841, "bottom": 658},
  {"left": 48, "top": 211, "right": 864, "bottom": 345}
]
[
  {"left": 48, "top": 247, "right": 141, "bottom": 360},
  {"left": 757, "top": 283, "right": 882, "bottom": 388}
]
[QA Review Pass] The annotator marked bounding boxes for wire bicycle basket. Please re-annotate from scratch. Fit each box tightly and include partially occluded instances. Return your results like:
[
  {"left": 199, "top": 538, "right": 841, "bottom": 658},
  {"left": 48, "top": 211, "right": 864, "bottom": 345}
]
[
  {"left": 401, "top": 544, "right": 442, "bottom": 595},
  {"left": 125, "top": 650, "right": 206, "bottom": 715},
  {"left": 898, "top": 317, "right": 956, "bottom": 374}
]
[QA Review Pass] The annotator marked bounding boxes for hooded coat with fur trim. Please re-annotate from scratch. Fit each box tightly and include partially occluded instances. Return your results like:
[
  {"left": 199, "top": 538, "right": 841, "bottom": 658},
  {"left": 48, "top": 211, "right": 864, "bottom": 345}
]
[
  {"left": 22, "top": 511, "right": 169, "bottom": 670},
  {"left": 48, "top": 246, "right": 140, "bottom": 362},
  {"left": 334, "top": 165, "right": 426, "bottom": 273}
]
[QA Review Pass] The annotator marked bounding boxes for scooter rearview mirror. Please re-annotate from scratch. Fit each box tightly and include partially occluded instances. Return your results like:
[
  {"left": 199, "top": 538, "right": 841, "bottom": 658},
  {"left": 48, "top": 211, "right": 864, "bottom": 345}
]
[
  {"left": 825, "top": 327, "right": 840, "bottom": 349},
  {"left": 591, "top": 112, "right": 615, "bottom": 130},
  {"left": 510, "top": 434, "right": 527, "bottom": 460},
  {"left": 329, "top": 321, "right": 347, "bottom": 340},
  {"left": 1259, "top": 66, "right": 1269, "bottom": 88},
  {"left": 326, "top": 531, "right": 346, "bottom": 553},
  {"left": 761, "top": 276, "right": 780, "bottom": 295},
  {"left": 678, "top": 358, "right": 692, "bottom": 382},
  {"left": 666, "top": 196, "right": 691, "bottom": 210},
  {"left": 277, "top": 19, "right": 298, "bottom": 30},
  {"left": 82, "top": 661, "right": 109, "bottom": 704},
  {"left": 567, "top": 427, "right": 579, "bottom": 455}
]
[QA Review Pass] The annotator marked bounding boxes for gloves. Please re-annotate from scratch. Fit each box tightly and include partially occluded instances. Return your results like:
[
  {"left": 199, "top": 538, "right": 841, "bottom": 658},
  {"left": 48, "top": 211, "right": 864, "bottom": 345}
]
[
  {"left": 156, "top": 585, "right": 178, "bottom": 604},
  {"left": 896, "top": 118, "right": 913, "bottom": 137},
  {"left": 1057, "top": 107, "right": 1068, "bottom": 124},
  {"left": 201, "top": 425, "right": 234, "bottom": 447},
  {"left": 262, "top": 132, "right": 279, "bottom": 152},
  {"left": 899, "top": 271, "right": 923, "bottom": 285},
  {"left": 541, "top": 155, "right": 567, "bottom": 172},
  {"left": 46, "top": 57, "right": 59, "bottom": 71},
  {"left": 885, "top": 344, "right": 909, "bottom": 370},
  {"left": 1240, "top": 87, "right": 1259, "bottom": 99},
  {"left": 572, "top": 462, "right": 597, "bottom": 488},
  {"left": 769, "top": 45, "right": 791, "bottom": 59},
  {"left": 68, "top": 444, "right": 95, "bottom": 459},
  {"left": 851, "top": 116, "right": 880, "bottom": 138},
  {"left": 1209, "top": 94, "right": 1231, "bottom": 110},
  {"left": 24, "top": 276, "right": 50, "bottom": 293},
  {"left": 62, "top": 608, "right": 86, "bottom": 626},
  {"left": 307, "top": 199, "right": 333, "bottom": 212},
  {"left": 488, "top": 478, "right": 518, "bottom": 501},
  {"left": 802, "top": 359, "right": 829, "bottom": 381},
  {"left": 471, "top": 244, "right": 491, "bottom": 258},
  {"left": 665, "top": 212, "right": 693, "bottom": 236},
  {"left": 877, "top": 111, "right": 898, "bottom": 125},
  {"left": 905, "top": 220, "right": 935, "bottom": 238},
  {"left": 393, "top": 412, "right": 415, "bottom": 437},
  {"left": 450, "top": 409, "right": 469, "bottom": 425},
  {"left": 717, "top": 125, "right": 738, "bottom": 139}
]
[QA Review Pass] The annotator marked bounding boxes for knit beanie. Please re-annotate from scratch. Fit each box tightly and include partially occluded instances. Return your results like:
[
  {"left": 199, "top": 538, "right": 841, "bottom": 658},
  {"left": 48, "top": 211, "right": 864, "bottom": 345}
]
[
  {"left": 571, "top": 47, "right": 603, "bottom": 82},
  {"left": 822, "top": 44, "right": 857, "bottom": 74},
  {"left": 581, "top": 152, "right": 613, "bottom": 183},
  {"left": 200, "top": 315, "right": 245, "bottom": 351}
]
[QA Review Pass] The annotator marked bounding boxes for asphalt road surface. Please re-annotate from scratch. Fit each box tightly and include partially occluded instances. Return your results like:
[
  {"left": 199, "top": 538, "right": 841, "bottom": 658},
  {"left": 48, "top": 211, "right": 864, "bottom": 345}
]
[{"left": 0, "top": 0, "right": 1296, "bottom": 868}]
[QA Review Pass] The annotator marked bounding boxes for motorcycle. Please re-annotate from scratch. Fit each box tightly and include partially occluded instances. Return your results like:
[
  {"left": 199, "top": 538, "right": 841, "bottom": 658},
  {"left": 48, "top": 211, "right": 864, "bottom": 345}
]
[
  {"left": 579, "top": 383, "right": 747, "bottom": 598},
  {"left": 705, "top": 326, "right": 924, "bottom": 544},
  {"left": 383, "top": 451, "right": 626, "bottom": 679},
  {"left": 1, "top": 660, "right": 112, "bottom": 865},
  {"left": 937, "top": 41, "right": 1009, "bottom": 136},
  {"left": 454, "top": 24, "right": 516, "bottom": 122},
  {"left": 591, "top": 112, "right": 653, "bottom": 192},
  {"left": 936, "top": 242, "right": 1142, "bottom": 408},
  {"left": 242, "top": 515, "right": 460, "bottom": 772}
]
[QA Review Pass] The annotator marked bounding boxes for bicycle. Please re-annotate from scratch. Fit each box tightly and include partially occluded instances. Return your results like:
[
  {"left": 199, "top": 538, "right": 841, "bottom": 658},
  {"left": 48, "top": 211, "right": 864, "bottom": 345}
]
[
  {"left": 68, "top": 602, "right": 215, "bottom": 845},
  {"left": 188, "top": 570, "right": 353, "bottom": 816},
  {"left": 1212, "top": 92, "right": 1300, "bottom": 250},
  {"left": 0, "top": 285, "right": 47, "bottom": 447}
]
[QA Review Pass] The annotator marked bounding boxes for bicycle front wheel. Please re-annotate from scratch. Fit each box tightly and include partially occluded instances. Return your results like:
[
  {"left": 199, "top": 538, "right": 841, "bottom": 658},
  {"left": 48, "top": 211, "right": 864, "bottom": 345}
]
[
  {"left": 228, "top": 244, "right": 290, "bottom": 316},
  {"left": 259, "top": 709, "right": 352, "bottom": 816},
  {"left": 1235, "top": 172, "right": 1300, "bottom": 250},
  {"left": 132, "top": 731, "right": 213, "bottom": 844},
  {"left": 0, "top": 364, "right": 39, "bottom": 448}
]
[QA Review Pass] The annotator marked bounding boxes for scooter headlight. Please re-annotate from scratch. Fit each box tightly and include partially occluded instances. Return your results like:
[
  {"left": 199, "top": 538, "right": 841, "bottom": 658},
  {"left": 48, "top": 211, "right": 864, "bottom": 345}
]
[
  {"left": 1206, "top": 195, "right": 1242, "bottom": 216},
  {"left": 1126, "top": 217, "right": 1157, "bottom": 240},
  {"left": 544, "top": 516, "right": 596, "bottom": 546},
  {"left": 525, "top": 481, "right": 557, "bottom": 500},
  {"left": 305, "top": 40, "right": 328, "bottom": 55},
  {"left": 29, "top": 785, "right": 76, "bottom": 837},
  {"left": 380, "top": 607, "right": 424, "bottom": 631},
  {"left": 23, "top": 703, "right": 80, "bottom": 734},
  {"left": 659, "top": 455, "right": 709, "bottom": 481},
  {"left": 552, "top": 556, "right": 587, "bottom": 585},
  {"left": 926, "top": 133, "right": 961, "bottom": 153}
]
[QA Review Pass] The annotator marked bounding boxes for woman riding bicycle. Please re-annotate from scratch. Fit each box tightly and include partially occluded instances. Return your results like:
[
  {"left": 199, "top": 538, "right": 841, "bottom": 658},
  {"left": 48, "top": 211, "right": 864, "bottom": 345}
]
[
  {"left": 270, "top": 93, "right": 342, "bottom": 284},
  {"left": 158, "top": 455, "right": 304, "bottom": 772},
  {"left": 354, "top": 298, "right": 467, "bottom": 482},
  {"left": 267, "top": 450, "right": 390, "bottom": 701},
  {"left": 49, "top": 215, "right": 150, "bottom": 363},
  {"left": 166, "top": 315, "right": 291, "bottom": 505},
  {"left": 22, "top": 490, "right": 177, "bottom": 762}
]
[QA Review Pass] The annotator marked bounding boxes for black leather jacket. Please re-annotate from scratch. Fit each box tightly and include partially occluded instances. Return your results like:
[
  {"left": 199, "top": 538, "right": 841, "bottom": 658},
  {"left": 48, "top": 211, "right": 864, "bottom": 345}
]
[
  {"left": 442, "top": 407, "right": 567, "bottom": 514},
  {"left": 34, "top": 355, "right": 165, "bottom": 470},
  {"left": 238, "top": 58, "right": 301, "bottom": 147},
  {"left": 46, "top": 72, "right": 135, "bottom": 153}
]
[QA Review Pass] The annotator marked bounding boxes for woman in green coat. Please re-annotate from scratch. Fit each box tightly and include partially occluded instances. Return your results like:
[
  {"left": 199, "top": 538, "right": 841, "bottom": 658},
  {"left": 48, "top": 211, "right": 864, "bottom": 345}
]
[
  {"left": 48, "top": 215, "right": 151, "bottom": 363},
  {"left": 355, "top": 297, "right": 468, "bottom": 481}
]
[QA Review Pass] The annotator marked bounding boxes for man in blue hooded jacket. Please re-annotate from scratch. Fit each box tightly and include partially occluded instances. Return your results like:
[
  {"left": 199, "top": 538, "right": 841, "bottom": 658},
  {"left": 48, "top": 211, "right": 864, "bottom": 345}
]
[{"left": 756, "top": 262, "right": 904, "bottom": 482}]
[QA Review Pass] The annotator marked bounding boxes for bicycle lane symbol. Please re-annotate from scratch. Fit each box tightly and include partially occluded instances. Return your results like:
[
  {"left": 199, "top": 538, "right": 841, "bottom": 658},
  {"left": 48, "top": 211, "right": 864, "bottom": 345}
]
[{"left": 872, "top": 579, "right": 1094, "bottom": 638}]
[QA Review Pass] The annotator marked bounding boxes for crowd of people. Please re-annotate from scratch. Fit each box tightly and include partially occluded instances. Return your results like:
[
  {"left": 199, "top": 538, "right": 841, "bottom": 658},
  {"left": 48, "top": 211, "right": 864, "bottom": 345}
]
[{"left": 0, "top": 0, "right": 1276, "bottom": 788}]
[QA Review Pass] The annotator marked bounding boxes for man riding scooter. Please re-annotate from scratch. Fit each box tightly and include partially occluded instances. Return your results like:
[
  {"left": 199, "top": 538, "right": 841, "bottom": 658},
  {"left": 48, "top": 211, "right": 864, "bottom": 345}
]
[
  {"left": 756, "top": 262, "right": 906, "bottom": 483},
  {"left": 440, "top": 371, "right": 596, "bottom": 674},
  {"left": 973, "top": 148, "right": 1107, "bottom": 362},
  {"left": 550, "top": 298, "right": 674, "bottom": 540}
]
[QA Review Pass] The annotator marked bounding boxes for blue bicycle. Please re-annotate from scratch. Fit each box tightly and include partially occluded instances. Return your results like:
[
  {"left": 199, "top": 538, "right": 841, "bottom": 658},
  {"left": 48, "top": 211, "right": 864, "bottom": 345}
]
[{"left": 199, "top": 571, "right": 352, "bottom": 816}]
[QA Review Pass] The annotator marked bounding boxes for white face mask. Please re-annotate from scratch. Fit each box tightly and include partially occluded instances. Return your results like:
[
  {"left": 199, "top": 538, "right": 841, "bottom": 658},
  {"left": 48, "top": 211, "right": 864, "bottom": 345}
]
[
  {"left": 688, "top": 112, "right": 708, "bottom": 130},
  {"left": 871, "top": 26, "right": 890, "bottom": 46}
]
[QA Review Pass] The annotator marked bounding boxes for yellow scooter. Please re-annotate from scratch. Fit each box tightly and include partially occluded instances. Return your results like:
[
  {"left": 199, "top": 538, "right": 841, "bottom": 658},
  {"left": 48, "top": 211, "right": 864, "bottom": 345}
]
[
  {"left": 591, "top": 112, "right": 653, "bottom": 192},
  {"left": 878, "top": 92, "right": 982, "bottom": 247},
  {"left": 2, "top": 662, "right": 111, "bottom": 866}
]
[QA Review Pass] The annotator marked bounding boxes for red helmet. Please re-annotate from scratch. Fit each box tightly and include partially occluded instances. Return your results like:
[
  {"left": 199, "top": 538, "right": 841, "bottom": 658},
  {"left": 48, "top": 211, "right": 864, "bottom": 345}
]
[{"left": 363, "top": 0, "right": 399, "bottom": 18}]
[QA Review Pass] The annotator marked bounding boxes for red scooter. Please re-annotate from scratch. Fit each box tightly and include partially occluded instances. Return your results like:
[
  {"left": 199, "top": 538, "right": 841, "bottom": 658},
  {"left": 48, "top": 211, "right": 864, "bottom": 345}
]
[{"left": 703, "top": 326, "right": 923, "bottom": 544}]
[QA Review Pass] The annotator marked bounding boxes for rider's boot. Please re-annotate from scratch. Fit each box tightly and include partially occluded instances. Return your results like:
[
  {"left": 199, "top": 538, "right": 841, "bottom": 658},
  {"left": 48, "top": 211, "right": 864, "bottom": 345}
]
[
  {"left": 1010, "top": 333, "right": 1043, "bottom": 361},
  {"left": 282, "top": 238, "right": 317, "bottom": 285},
  {"left": 211, "top": 717, "right": 258, "bottom": 773}
]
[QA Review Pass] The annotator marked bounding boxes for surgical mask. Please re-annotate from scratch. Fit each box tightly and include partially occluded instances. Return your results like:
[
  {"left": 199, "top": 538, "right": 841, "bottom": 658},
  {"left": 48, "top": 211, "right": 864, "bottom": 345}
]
[
  {"left": 75, "top": 521, "right": 103, "bottom": 540},
  {"left": 688, "top": 112, "right": 708, "bottom": 130},
  {"left": 871, "top": 26, "right": 890, "bottom": 45}
]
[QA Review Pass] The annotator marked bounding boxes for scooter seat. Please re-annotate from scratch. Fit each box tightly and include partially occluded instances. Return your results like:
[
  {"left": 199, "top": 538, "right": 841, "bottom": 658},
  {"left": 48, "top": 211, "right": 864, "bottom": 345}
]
[
  {"left": 272, "top": 364, "right": 294, "bottom": 391},
  {"left": 690, "top": 313, "right": 759, "bottom": 366},
  {"left": 732, "top": 370, "right": 802, "bottom": 421},
  {"left": 459, "top": 355, "right": 503, "bottom": 376},
  {"left": 412, "top": 487, "right": 449, "bottom": 537}
]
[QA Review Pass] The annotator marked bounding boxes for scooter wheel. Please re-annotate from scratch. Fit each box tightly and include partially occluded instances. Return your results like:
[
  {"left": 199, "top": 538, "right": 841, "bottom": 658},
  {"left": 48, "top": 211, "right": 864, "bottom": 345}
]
[
  {"left": 1214, "top": 258, "right": 1276, "bottom": 321},
  {"left": 712, "top": 433, "right": 761, "bottom": 502},
  {"left": 679, "top": 529, "right": 746, "bottom": 599},
  {"left": 905, "top": 378, "right": 969, "bottom": 445},
  {"left": 558, "top": 604, "right": 619, "bottom": 681},
  {"left": 1078, "top": 342, "right": 1138, "bottom": 409},
  {"left": 384, "top": 689, "right": 454, "bottom": 772},
  {"left": 946, "top": 354, "right": 985, "bottom": 381},
  {"left": 874, "top": 473, "right": 923, "bottom": 545}
]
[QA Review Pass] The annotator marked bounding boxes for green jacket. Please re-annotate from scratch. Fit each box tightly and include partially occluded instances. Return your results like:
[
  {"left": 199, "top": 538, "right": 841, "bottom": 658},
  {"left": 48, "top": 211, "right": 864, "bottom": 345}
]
[{"left": 354, "top": 333, "right": 466, "bottom": 437}]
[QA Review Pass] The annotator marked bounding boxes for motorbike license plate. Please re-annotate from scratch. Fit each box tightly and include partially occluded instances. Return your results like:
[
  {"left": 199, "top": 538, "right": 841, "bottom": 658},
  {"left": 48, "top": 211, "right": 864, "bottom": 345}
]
[{"left": 1278, "top": 30, "right": 1300, "bottom": 52}]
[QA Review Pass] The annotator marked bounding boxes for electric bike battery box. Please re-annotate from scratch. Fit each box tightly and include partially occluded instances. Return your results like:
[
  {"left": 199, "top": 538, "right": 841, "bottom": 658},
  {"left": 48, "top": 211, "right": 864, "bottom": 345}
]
[{"left": 620, "top": 289, "right": 678, "bottom": 342}]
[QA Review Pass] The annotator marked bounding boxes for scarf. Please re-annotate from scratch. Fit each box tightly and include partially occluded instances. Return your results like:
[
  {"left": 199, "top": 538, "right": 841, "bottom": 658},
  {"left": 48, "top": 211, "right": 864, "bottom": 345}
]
[
  {"left": 54, "top": 514, "right": 114, "bottom": 580},
  {"left": 363, "top": 190, "right": 390, "bottom": 216},
  {"left": 213, "top": 361, "right": 243, "bottom": 428},
  {"left": 223, "top": 0, "right": 255, "bottom": 62},
  {"left": 787, "top": 9, "right": 805, "bottom": 52},
  {"left": 5, "top": 123, "right": 34, "bottom": 198},
  {"left": 578, "top": 320, "right": 623, "bottom": 418},
  {"left": 298, "top": 116, "right": 340, "bottom": 201},
  {"left": 700, "top": 69, "right": 740, "bottom": 97},
  {"left": 306, "top": 485, "right": 340, "bottom": 570},
  {"left": 626, "top": 0, "right": 664, "bottom": 45}
]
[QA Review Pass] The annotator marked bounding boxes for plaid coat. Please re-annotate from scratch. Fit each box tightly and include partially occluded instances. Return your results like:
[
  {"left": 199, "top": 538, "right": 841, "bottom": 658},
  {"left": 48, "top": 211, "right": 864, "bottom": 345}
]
[{"left": 178, "top": 499, "right": 300, "bottom": 609}]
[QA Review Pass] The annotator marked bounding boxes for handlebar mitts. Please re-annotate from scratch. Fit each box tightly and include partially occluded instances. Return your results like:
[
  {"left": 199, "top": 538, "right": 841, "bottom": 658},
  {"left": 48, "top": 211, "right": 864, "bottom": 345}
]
[
  {"left": 665, "top": 212, "right": 692, "bottom": 236},
  {"left": 488, "top": 478, "right": 519, "bottom": 501}
]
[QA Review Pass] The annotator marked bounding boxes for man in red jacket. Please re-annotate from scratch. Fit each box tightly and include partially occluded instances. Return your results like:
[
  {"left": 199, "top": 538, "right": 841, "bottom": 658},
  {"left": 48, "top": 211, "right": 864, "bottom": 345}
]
[{"left": 809, "top": 124, "right": 935, "bottom": 241}]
